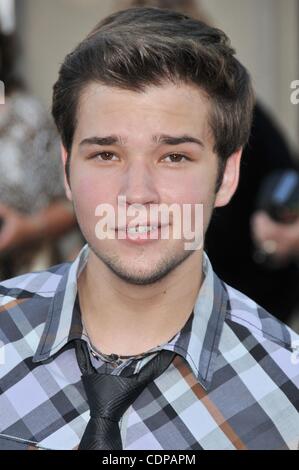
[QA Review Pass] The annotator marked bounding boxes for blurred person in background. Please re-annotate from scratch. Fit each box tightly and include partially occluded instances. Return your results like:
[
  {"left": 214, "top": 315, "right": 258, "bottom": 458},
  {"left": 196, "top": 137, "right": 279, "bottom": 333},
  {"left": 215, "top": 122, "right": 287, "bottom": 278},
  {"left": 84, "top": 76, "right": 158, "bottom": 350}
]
[
  {"left": 252, "top": 211, "right": 299, "bottom": 264},
  {"left": 0, "top": 2, "right": 79, "bottom": 279},
  {"left": 128, "top": 0, "right": 299, "bottom": 326}
]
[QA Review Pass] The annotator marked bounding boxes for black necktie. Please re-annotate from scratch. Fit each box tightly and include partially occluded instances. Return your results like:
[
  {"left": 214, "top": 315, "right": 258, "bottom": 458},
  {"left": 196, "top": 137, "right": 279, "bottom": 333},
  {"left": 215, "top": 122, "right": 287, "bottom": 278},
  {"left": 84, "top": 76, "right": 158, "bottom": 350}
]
[{"left": 75, "top": 339, "right": 176, "bottom": 450}]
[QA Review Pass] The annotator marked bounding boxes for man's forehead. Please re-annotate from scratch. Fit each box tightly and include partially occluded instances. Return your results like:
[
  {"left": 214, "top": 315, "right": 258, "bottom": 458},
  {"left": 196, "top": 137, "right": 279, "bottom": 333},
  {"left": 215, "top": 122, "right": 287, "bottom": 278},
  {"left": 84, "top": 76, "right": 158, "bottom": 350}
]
[
  {"left": 75, "top": 81, "right": 212, "bottom": 142},
  {"left": 78, "top": 80, "right": 210, "bottom": 108}
]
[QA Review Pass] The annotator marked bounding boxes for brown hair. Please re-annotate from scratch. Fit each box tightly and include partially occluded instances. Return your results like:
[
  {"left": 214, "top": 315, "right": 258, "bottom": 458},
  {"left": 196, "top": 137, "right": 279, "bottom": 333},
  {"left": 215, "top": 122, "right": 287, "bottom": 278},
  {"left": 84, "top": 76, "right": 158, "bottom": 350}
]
[{"left": 52, "top": 6, "right": 254, "bottom": 183}]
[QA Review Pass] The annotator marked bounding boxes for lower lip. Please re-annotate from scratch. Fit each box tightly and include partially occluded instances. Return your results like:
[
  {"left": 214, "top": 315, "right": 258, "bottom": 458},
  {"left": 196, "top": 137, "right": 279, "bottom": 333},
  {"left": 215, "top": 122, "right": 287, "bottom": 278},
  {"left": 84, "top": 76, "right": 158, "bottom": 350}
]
[{"left": 116, "top": 226, "right": 165, "bottom": 244}]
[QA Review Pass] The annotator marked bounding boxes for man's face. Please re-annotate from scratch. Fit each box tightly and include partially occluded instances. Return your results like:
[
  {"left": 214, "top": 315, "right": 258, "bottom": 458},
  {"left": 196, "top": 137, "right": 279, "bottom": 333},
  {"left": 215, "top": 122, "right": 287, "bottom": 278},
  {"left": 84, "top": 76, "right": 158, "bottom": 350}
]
[{"left": 63, "top": 82, "right": 241, "bottom": 285}]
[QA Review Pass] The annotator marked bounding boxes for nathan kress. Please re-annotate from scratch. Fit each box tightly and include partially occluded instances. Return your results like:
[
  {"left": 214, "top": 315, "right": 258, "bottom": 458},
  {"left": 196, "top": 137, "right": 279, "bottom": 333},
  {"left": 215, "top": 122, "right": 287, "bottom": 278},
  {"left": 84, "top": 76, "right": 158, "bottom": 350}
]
[{"left": 0, "top": 6, "right": 298, "bottom": 450}]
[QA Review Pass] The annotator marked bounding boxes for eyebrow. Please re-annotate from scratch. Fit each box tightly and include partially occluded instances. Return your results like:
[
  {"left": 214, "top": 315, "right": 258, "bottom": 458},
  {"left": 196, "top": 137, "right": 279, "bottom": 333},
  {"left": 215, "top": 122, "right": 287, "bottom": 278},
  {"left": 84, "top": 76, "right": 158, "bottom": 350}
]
[
  {"left": 79, "top": 134, "right": 204, "bottom": 148},
  {"left": 79, "top": 135, "right": 124, "bottom": 147},
  {"left": 154, "top": 134, "right": 204, "bottom": 148}
]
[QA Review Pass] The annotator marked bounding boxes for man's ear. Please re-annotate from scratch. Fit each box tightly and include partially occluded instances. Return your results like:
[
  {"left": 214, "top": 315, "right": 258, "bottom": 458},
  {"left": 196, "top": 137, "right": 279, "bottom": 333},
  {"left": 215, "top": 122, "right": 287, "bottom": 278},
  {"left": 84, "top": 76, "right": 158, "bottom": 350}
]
[
  {"left": 214, "top": 149, "right": 242, "bottom": 208},
  {"left": 61, "top": 144, "right": 72, "bottom": 201}
]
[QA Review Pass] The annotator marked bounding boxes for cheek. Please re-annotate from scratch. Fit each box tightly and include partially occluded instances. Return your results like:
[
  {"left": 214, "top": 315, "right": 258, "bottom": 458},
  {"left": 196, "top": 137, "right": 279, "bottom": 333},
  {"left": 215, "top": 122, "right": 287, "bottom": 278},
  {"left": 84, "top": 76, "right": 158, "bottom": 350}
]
[
  {"left": 161, "top": 173, "right": 215, "bottom": 206},
  {"left": 181, "top": 174, "right": 216, "bottom": 227},
  {"left": 158, "top": 173, "right": 215, "bottom": 238},
  {"left": 70, "top": 171, "right": 117, "bottom": 231}
]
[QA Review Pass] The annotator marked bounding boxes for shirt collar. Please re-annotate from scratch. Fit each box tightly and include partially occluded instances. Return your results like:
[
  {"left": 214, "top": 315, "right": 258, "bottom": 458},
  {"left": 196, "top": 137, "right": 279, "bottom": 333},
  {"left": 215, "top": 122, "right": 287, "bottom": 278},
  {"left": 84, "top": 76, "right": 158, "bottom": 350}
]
[
  {"left": 33, "top": 244, "right": 89, "bottom": 362},
  {"left": 33, "top": 244, "right": 228, "bottom": 390},
  {"left": 161, "top": 253, "right": 228, "bottom": 390}
]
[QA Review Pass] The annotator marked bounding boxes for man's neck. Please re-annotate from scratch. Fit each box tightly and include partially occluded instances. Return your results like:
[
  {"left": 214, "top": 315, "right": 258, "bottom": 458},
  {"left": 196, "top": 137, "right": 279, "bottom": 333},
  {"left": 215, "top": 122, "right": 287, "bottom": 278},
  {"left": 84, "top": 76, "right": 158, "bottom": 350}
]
[{"left": 77, "top": 250, "right": 203, "bottom": 357}]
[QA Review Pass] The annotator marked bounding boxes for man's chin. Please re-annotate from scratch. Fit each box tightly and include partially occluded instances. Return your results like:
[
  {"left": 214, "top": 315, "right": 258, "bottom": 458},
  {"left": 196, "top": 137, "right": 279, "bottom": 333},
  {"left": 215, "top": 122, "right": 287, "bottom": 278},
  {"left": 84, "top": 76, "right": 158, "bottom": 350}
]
[
  {"left": 99, "top": 259, "right": 175, "bottom": 286},
  {"left": 89, "top": 243, "right": 194, "bottom": 286},
  {"left": 107, "top": 270, "right": 168, "bottom": 286}
]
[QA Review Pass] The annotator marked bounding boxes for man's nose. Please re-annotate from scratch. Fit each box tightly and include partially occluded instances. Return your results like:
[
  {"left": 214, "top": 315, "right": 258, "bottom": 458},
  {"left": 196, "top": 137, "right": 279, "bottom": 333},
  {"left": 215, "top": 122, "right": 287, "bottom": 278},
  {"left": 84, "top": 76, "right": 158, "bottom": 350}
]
[{"left": 119, "top": 159, "right": 160, "bottom": 206}]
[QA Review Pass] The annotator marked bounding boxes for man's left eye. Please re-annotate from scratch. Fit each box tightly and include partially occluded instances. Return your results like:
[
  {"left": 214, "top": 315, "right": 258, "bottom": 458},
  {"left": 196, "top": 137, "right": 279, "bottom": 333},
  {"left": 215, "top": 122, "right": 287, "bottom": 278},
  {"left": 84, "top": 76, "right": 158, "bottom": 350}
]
[
  {"left": 163, "top": 154, "right": 189, "bottom": 163},
  {"left": 92, "top": 152, "right": 118, "bottom": 161}
]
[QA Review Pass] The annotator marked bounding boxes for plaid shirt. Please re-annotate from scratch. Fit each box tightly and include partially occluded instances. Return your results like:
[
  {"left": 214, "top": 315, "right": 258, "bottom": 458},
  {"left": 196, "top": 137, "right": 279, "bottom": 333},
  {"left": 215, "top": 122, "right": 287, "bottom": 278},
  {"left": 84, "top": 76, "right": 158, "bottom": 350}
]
[{"left": 0, "top": 244, "right": 298, "bottom": 450}]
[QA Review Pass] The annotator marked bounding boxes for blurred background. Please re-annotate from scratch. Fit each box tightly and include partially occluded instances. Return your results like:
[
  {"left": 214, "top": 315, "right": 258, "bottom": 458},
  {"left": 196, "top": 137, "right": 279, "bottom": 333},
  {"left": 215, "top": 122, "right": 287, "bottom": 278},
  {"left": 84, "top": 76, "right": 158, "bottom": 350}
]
[{"left": 1, "top": 0, "right": 299, "bottom": 331}]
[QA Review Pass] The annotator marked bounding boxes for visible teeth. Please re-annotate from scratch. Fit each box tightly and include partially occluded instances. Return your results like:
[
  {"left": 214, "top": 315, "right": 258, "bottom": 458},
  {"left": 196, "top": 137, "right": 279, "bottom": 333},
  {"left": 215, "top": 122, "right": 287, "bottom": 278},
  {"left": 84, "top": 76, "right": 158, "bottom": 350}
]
[{"left": 127, "top": 225, "right": 158, "bottom": 234}]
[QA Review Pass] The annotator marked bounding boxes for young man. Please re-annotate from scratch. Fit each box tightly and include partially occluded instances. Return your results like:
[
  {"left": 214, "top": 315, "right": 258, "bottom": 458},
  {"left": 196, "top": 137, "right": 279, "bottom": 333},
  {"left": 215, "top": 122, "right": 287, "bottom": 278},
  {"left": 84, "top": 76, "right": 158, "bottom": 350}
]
[{"left": 0, "top": 7, "right": 298, "bottom": 450}]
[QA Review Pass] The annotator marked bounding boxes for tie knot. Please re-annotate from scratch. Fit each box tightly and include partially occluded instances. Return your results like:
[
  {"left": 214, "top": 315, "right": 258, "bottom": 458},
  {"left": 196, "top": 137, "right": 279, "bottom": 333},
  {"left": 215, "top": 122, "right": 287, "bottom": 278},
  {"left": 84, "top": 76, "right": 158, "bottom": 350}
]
[
  {"left": 82, "top": 373, "right": 146, "bottom": 421},
  {"left": 76, "top": 340, "right": 176, "bottom": 421}
]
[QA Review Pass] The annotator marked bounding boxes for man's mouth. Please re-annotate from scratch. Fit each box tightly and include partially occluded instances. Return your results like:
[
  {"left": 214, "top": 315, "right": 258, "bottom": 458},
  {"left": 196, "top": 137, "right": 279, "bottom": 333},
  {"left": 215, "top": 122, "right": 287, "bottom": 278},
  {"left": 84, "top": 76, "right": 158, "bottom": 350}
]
[
  {"left": 114, "top": 224, "right": 170, "bottom": 242},
  {"left": 116, "top": 222, "right": 163, "bottom": 233},
  {"left": 124, "top": 225, "right": 160, "bottom": 234}
]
